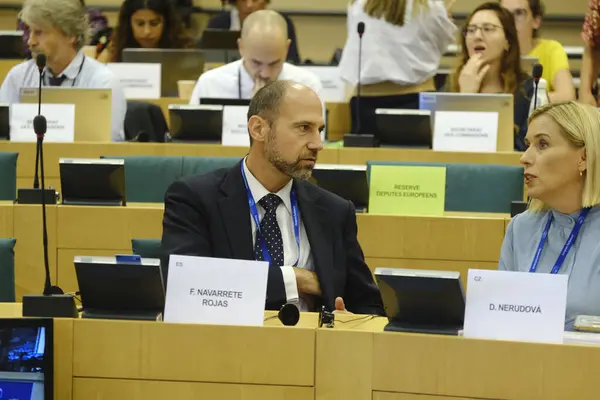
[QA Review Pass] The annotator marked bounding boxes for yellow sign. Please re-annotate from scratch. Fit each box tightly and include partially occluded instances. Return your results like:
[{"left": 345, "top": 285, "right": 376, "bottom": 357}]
[{"left": 368, "top": 165, "right": 447, "bottom": 216}]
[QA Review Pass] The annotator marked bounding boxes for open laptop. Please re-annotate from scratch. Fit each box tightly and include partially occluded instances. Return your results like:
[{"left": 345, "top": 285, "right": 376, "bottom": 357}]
[
  {"left": 122, "top": 48, "right": 206, "bottom": 97},
  {"left": 0, "top": 103, "right": 9, "bottom": 140},
  {"left": 59, "top": 158, "right": 126, "bottom": 206},
  {"left": 310, "top": 164, "right": 369, "bottom": 211},
  {"left": 419, "top": 92, "right": 514, "bottom": 151},
  {"left": 0, "top": 31, "right": 26, "bottom": 59},
  {"left": 374, "top": 109, "right": 432, "bottom": 148},
  {"left": 19, "top": 87, "right": 112, "bottom": 142},
  {"left": 0, "top": 318, "right": 54, "bottom": 399},
  {"left": 168, "top": 104, "right": 223, "bottom": 142}
]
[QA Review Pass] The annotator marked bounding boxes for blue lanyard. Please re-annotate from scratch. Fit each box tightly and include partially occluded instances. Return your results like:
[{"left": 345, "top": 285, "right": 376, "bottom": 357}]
[
  {"left": 529, "top": 207, "right": 591, "bottom": 274},
  {"left": 241, "top": 163, "right": 300, "bottom": 266}
]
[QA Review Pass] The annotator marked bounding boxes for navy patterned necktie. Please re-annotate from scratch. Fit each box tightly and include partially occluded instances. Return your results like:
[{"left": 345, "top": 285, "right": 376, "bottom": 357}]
[
  {"left": 48, "top": 75, "right": 66, "bottom": 87},
  {"left": 253, "top": 194, "right": 284, "bottom": 267}
]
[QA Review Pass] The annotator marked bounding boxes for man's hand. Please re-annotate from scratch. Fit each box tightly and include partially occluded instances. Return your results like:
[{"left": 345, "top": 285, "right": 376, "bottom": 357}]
[
  {"left": 252, "top": 75, "right": 269, "bottom": 96},
  {"left": 333, "top": 297, "right": 353, "bottom": 314},
  {"left": 293, "top": 268, "right": 322, "bottom": 296}
]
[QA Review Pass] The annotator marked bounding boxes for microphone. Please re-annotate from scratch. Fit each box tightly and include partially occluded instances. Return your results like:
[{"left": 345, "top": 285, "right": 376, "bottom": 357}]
[
  {"left": 343, "top": 22, "right": 378, "bottom": 148},
  {"left": 532, "top": 63, "right": 543, "bottom": 111},
  {"left": 278, "top": 303, "right": 300, "bottom": 326},
  {"left": 20, "top": 55, "right": 75, "bottom": 319}
]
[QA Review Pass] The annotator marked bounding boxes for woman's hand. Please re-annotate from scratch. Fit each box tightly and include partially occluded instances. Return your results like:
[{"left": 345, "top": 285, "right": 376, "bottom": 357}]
[{"left": 458, "top": 54, "right": 490, "bottom": 93}]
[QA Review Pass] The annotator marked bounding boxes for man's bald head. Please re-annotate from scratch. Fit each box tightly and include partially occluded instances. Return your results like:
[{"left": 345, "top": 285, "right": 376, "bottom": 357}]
[
  {"left": 238, "top": 10, "right": 291, "bottom": 82},
  {"left": 241, "top": 10, "right": 288, "bottom": 41}
]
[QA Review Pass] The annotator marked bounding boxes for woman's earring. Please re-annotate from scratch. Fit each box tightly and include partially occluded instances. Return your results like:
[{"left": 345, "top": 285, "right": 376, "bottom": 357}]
[{"left": 580, "top": 170, "right": 584, "bottom": 177}]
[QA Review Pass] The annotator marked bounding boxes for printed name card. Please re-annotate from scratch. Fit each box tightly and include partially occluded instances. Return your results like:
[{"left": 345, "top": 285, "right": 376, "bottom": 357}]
[
  {"left": 164, "top": 255, "right": 268, "bottom": 326},
  {"left": 10, "top": 103, "right": 75, "bottom": 142},
  {"left": 222, "top": 105, "right": 250, "bottom": 146},
  {"left": 463, "top": 269, "right": 568, "bottom": 344},
  {"left": 368, "top": 165, "right": 446, "bottom": 216},
  {"left": 433, "top": 111, "right": 498, "bottom": 152},
  {"left": 300, "top": 66, "right": 345, "bottom": 102},
  {"left": 107, "top": 62, "right": 161, "bottom": 99}
]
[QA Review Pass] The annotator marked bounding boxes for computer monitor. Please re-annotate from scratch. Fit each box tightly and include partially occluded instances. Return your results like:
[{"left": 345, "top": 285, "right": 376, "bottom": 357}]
[
  {"left": 374, "top": 268, "right": 465, "bottom": 335},
  {"left": 74, "top": 256, "right": 165, "bottom": 321},
  {"left": 374, "top": 109, "right": 432, "bottom": 148},
  {"left": 199, "top": 98, "right": 250, "bottom": 106},
  {"left": 0, "top": 31, "right": 26, "bottom": 59},
  {"left": 168, "top": 104, "right": 223, "bottom": 142},
  {"left": 19, "top": 88, "right": 112, "bottom": 142},
  {"left": 419, "top": 92, "right": 514, "bottom": 151},
  {"left": 0, "top": 318, "right": 53, "bottom": 400},
  {"left": 310, "top": 164, "right": 369, "bottom": 211},
  {"left": 0, "top": 104, "right": 9, "bottom": 140},
  {"left": 59, "top": 158, "right": 126, "bottom": 206},
  {"left": 122, "top": 48, "right": 206, "bottom": 97}
]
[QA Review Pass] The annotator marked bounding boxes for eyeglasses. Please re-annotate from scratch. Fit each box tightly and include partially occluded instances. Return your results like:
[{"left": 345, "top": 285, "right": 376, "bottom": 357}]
[
  {"left": 510, "top": 8, "right": 529, "bottom": 22},
  {"left": 464, "top": 23, "right": 503, "bottom": 37}
]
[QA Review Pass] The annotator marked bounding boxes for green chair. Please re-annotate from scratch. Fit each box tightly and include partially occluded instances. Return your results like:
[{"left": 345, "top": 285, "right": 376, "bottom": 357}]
[
  {"left": 131, "top": 238, "right": 163, "bottom": 259},
  {"left": 367, "top": 161, "right": 524, "bottom": 213},
  {"left": 0, "top": 152, "right": 18, "bottom": 201},
  {"left": 103, "top": 156, "right": 184, "bottom": 203},
  {"left": 0, "top": 238, "right": 16, "bottom": 302},
  {"left": 181, "top": 156, "right": 241, "bottom": 178}
]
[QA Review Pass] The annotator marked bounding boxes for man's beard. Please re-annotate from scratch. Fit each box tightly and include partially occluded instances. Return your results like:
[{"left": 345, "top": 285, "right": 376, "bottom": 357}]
[{"left": 265, "top": 131, "right": 315, "bottom": 181}]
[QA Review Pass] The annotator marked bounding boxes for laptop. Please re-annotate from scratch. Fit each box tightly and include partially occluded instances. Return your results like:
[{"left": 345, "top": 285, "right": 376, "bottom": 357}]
[
  {"left": 310, "top": 164, "right": 369, "bottom": 211},
  {"left": 168, "top": 104, "right": 223, "bottom": 142},
  {"left": 59, "top": 158, "right": 126, "bottom": 206},
  {"left": 19, "top": 87, "right": 112, "bottom": 142},
  {"left": 0, "top": 103, "right": 9, "bottom": 140},
  {"left": 122, "top": 48, "right": 206, "bottom": 97},
  {"left": 198, "top": 29, "right": 241, "bottom": 64},
  {"left": 374, "top": 109, "right": 432, "bottom": 148},
  {"left": 419, "top": 92, "right": 514, "bottom": 151},
  {"left": 199, "top": 98, "right": 250, "bottom": 106},
  {"left": 375, "top": 268, "right": 465, "bottom": 335},
  {"left": 0, "top": 31, "right": 26, "bottom": 59},
  {"left": 0, "top": 318, "right": 54, "bottom": 399},
  {"left": 75, "top": 256, "right": 165, "bottom": 321}
]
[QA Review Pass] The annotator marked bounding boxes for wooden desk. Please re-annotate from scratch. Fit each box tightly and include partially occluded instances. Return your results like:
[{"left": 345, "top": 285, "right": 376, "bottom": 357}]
[{"left": 0, "top": 201, "right": 13, "bottom": 238}]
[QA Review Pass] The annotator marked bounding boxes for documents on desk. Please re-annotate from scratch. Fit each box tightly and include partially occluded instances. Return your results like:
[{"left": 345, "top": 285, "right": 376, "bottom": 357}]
[
  {"left": 463, "top": 269, "right": 568, "bottom": 344},
  {"left": 164, "top": 255, "right": 269, "bottom": 327},
  {"left": 432, "top": 111, "right": 498, "bottom": 152},
  {"left": 10, "top": 103, "right": 75, "bottom": 142}
]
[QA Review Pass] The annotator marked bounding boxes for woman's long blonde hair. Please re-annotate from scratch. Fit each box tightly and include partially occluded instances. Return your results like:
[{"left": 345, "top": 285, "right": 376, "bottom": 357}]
[
  {"left": 363, "top": 0, "right": 429, "bottom": 26},
  {"left": 528, "top": 101, "right": 600, "bottom": 212}
]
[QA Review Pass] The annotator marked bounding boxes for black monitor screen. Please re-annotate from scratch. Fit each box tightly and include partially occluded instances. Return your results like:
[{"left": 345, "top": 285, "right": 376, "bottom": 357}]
[{"left": 0, "top": 319, "right": 53, "bottom": 399}]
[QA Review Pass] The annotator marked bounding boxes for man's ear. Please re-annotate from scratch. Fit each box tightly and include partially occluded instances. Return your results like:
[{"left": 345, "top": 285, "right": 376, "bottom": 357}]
[
  {"left": 248, "top": 115, "right": 268, "bottom": 144},
  {"left": 237, "top": 38, "right": 244, "bottom": 55}
]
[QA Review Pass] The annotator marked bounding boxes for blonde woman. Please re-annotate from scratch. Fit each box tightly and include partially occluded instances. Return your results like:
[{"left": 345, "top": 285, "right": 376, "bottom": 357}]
[
  {"left": 338, "top": 0, "right": 457, "bottom": 133},
  {"left": 499, "top": 101, "right": 600, "bottom": 331}
]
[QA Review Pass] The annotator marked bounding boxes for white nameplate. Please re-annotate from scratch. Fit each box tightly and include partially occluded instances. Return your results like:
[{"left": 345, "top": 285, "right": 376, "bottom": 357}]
[
  {"left": 300, "top": 66, "right": 345, "bottom": 102},
  {"left": 222, "top": 105, "right": 250, "bottom": 147},
  {"left": 463, "top": 269, "right": 568, "bottom": 344},
  {"left": 164, "top": 255, "right": 268, "bottom": 326},
  {"left": 433, "top": 111, "right": 498, "bottom": 152},
  {"left": 107, "top": 62, "right": 161, "bottom": 99},
  {"left": 10, "top": 103, "right": 75, "bottom": 142}
]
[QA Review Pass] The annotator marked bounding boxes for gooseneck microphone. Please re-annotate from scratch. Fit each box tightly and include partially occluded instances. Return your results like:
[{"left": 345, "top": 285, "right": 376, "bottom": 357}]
[
  {"left": 532, "top": 63, "right": 543, "bottom": 111},
  {"left": 343, "top": 21, "right": 378, "bottom": 148},
  {"left": 356, "top": 21, "right": 365, "bottom": 135},
  {"left": 33, "top": 53, "right": 45, "bottom": 190},
  {"left": 21, "top": 54, "right": 75, "bottom": 319}
]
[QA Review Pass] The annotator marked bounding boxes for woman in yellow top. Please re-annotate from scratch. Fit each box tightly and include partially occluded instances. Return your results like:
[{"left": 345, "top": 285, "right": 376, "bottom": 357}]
[{"left": 501, "top": 0, "right": 575, "bottom": 102}]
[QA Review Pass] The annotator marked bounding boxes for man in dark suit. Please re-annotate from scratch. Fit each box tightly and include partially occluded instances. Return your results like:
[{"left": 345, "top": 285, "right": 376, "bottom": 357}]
[
  {"left": 203, "top": 0, "right": 301, "bottom": 64},
  {"left": 161, "top": 80, "right": 384, "bottom": 315}
]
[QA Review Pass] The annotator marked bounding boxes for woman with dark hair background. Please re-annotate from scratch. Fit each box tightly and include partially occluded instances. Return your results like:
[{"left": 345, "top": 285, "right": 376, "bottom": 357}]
[
  {"left": 97, "top": 0, "right": 194, "bottom": 63},
  {"left": 447, "top": 2, "right": 534, "bottom": 150},
  {"left": 205, "top": 0, "right": 301, "bottom": 64}
]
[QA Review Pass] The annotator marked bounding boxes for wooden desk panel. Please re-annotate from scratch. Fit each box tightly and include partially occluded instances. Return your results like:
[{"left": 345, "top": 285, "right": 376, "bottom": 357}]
[
  {"left": 73, "top": 378, "right": 314, "bottom": 400},
  {"left": 372, "top": 333, "right": 600, "bottom": 400},
  {"left": 373, "top": 394, "right": 486, "bottom": 400},
  {"left": 0, "top": 202, "right": 13, "bottom": 238},
  {"left": 72, "top": 319, "right": 315, "bottom": 386}
]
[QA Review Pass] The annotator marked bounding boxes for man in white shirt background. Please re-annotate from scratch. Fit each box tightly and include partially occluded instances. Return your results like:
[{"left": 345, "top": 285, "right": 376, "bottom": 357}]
[
  {"left": 189, "top": 9, "right": 322, "bottom": 104},
  {"left": 0, "top": 0, "right": 127, "bottom": 141}
]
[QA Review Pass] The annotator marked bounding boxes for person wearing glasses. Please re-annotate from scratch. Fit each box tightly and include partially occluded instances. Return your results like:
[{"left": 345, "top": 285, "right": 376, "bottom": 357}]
[
  {"left": 498, "top": 101, "right": 600, "bottom": 331},
  {"left": 446, "top": 2, "right": 533, "bottom": 151},
  {"left": 500, "top": 0, "right": 575, "bottom": 102}
]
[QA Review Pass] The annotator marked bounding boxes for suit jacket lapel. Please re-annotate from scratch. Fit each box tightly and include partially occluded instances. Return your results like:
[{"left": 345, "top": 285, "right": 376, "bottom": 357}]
[
  {"left": 294, "top": 181, "right": 336, "bottom": 305},
  {"left": 217, "top": 161, "right": 254, "bottom": 261}
]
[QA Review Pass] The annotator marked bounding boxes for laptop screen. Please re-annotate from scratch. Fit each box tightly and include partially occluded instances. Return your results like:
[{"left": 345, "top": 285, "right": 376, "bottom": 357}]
[{"left": 0, "top": 319, "right": 53, "bottom": 400}]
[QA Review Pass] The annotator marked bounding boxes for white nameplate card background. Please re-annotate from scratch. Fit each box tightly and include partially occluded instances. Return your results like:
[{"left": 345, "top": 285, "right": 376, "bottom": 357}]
[
  {"left": 300, "top": 66, "right": 345, "bottom": 102},
  {"left": 222, "top": 105, "right": 250, "bottom": 146},
  {"left": 164, "top": 255, "right": 268, "bottom": 326},
  {"left": 10, "top": 103, "right": 75, "bottom": 142},
  {"left": 463, "top": 269, "right": 568, "bottom": 344},
  {"left": 433, "top": 111, "right": 498, "bottom": 152},
  {"left": 107, "top": 63, "right": 161, "bottom": 99}
]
